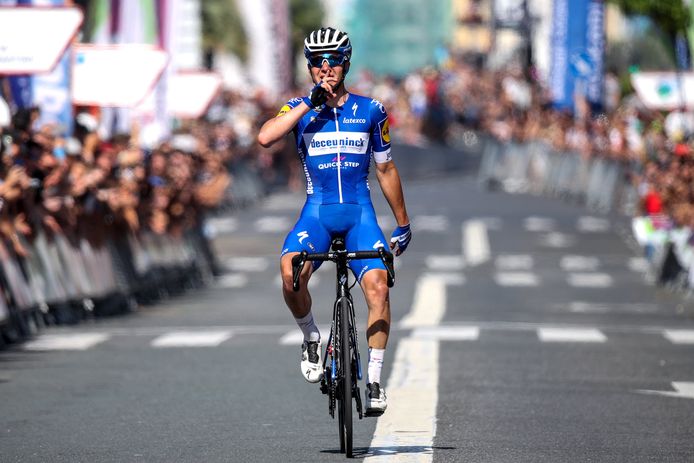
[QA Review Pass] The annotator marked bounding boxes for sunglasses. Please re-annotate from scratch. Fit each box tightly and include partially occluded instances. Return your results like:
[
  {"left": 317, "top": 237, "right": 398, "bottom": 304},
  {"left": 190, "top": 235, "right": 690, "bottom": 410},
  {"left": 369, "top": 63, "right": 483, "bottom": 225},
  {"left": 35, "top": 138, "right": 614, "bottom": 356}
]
[{"left": 307, "top": 53, "right": 348, "bottom": 68}]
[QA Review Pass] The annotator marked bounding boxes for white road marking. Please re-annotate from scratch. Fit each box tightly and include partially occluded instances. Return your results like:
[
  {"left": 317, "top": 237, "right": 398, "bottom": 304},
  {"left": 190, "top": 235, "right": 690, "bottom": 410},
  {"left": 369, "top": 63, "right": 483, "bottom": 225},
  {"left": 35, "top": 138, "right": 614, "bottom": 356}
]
[
  {"left": 637, "top": 382, "right": 694, "bottom": 400},
  {"left": 273, "top": 273, "right": 321, "bottom": 289},
  {"left": 577, "top": 216, "right": 610, "bottom": 232},
  {"left": 412, "top": 215, "right": 449, "bottom": 232},
  {"left": 463, "top": 220, "right": 490, "bottom": 266},
  {"left": 495, "top": 254, "right": 533, "bottom": 270},
  {"left": 215, "top": 273, "right": 249, "bottom": 289},
  {"left": 412, "top": 326, "right": 479, "bottom": 341},
  {"left": 377, "top": 215, "right": 396, "bottom": 230},
  {"left": 399, "top": 273, "right": 464, "bottom": 328},
  {"left": 425, "top": 255, "right": 465, "bottom": 271},
  {"left": 567, "top": 273, "right": 613, "bottom": 288},
  {"left": 255, "top": 216, "right": 291, "bottom": 233},
  {"left": 494, "top": 272, "right": 539, "bottom": 287},
  {"left": 524, "top": 216, "right": 554, "bottom": 232},
  {"left": 564, "top": 301, "right": 658, "bottom": 314},
  {"left": 540, "top": 232, "right": 575, "bottom": 248},
  {"left": 663, "top": 330, "right": 694, "bottom": 344},
  {"left": 537, "top": 328, "right": 607, "bottom": 343},
  {"left": 151, "top": 331, "right": 232, "bottom": 348},
  {"left": 628, "top": 257, "right": 649, "bottom": 273},
  {"left": 560, "top": 255, "right": 600, "bottom": 272},
  {"left": 205, "top": 217, "right": 238, "bottom": 234},
  {"left": 23, "top": 333, "right": 110, "bottom": 351},
  {"left": 365, "top": 338, "right": 438, "bottom": 462},
  {"left": 279, "top": 325, "right": 329, "bottom": 345},
  {"left": 225, "top": 257, "right": 269, "bottom": 272}
]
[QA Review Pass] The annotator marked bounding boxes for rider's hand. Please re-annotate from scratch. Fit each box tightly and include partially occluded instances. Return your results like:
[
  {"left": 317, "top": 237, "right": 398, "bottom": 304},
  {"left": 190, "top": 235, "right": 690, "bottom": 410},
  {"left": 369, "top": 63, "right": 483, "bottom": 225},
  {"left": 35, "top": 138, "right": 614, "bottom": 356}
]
[
  {"left": 303, "top": 82, "right": 332, "bottom": 108},
  {"left": 390, "top": 224, "right": 411, "bottom": 256}
]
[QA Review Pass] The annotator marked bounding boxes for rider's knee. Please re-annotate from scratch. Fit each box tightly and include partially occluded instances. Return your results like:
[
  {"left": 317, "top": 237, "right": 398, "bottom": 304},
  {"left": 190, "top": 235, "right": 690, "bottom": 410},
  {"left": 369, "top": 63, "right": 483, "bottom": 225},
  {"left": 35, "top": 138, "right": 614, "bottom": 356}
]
[{"left": 363, "top": 276, "right": 389, "bottom": 302}]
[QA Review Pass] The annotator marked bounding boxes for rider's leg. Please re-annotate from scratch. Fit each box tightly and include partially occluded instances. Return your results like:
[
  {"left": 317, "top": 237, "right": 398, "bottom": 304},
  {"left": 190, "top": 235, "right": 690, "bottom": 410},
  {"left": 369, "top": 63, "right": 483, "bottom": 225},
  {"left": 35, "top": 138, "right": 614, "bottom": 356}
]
[
  {"left": 360, "top": 269, "right": 390, "bottom": 384},
  {"left": 281, "top": 253, "right": 320, "bottom": 341}
]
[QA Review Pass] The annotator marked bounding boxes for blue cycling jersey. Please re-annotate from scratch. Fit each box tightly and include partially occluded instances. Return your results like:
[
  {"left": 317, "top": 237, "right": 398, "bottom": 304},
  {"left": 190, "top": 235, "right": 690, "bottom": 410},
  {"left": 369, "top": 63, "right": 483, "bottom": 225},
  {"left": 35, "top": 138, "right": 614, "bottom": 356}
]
[
  {"left": 278, "top": 93, "right": 392, "bottom": 205},
  {"left": 277, "top": 93, "right": 393, "bottom": 280}
]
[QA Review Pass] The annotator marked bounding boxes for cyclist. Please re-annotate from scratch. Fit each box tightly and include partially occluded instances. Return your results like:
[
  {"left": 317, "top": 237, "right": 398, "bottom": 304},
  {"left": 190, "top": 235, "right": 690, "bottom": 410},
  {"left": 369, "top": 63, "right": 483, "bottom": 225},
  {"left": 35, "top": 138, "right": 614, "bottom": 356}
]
[{"left": 257, "top": 27, "right": 411, "bottom": 416}]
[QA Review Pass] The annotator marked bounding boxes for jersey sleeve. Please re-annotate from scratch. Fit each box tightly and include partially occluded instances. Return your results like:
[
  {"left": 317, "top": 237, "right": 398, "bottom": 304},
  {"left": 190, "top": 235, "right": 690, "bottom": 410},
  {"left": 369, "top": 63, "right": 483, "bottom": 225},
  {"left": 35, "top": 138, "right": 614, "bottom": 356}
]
[
  {"left": 369, "top": 99, "right": 392, "bottom": 163},
  {"left": 276, "top": 97, "right": 304, "bottom": 117}
]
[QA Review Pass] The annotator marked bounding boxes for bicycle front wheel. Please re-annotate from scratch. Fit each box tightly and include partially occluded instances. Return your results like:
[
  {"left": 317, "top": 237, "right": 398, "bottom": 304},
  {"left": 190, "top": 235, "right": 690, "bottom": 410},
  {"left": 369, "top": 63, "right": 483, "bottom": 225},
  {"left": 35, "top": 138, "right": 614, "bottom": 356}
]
[{"left": 338, "top": 297, "right": 353, "bottom": 457}]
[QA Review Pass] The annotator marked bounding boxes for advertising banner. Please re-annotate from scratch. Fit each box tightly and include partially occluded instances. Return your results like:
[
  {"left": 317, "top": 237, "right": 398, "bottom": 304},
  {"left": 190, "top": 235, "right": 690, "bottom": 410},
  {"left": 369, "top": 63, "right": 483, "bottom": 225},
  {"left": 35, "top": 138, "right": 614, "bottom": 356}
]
[
  {"left": 72, "top": 44, "right": 168, "bottom": 108},
  {"left": 549, "top": 0, "right": 604, "bottom": 111},
  {"left": 0, "top": 6, "right": 82, "bottom": 74},
  {"left": 166, "top": 72, "right": 222, "bottom": 119},
  {"left": 631, "top": 72, "right": 694, "bottom": 111}
]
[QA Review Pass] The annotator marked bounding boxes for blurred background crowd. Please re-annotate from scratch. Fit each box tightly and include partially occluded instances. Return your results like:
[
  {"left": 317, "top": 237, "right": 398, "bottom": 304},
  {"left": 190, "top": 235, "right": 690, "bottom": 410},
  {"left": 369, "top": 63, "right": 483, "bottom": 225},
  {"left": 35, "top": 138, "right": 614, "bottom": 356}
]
[{"left": 2, "top": 0, "right": 694, "bottom": 335}]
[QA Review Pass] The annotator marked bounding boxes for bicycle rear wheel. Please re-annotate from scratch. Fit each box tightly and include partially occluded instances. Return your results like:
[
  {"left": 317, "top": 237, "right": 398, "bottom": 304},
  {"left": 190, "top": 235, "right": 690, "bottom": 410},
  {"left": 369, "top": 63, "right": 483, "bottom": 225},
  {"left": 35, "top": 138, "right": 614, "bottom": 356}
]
[{"left": 339, "top": 297, "right": 353, "bottom": 457}]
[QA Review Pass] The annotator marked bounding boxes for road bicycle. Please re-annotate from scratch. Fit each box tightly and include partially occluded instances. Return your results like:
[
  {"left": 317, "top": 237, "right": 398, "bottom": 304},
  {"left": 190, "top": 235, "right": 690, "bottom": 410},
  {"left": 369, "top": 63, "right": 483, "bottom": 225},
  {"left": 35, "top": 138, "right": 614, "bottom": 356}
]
[{"left": 291, "top": 237, "right": 394, "bottom": 458}]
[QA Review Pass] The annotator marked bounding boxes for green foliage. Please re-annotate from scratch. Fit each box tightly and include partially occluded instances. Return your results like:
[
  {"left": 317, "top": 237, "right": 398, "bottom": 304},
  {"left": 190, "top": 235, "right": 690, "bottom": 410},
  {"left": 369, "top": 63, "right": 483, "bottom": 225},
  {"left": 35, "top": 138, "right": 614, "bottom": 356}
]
[
  {"left": 201, "top": 0, "right": 247, "bottom": 61},
  {"left": 608, "top": 0, "right": 690, "bottom": 34},
  {"left": 289, "top": 0, "right": 325, "bottom": 57}
]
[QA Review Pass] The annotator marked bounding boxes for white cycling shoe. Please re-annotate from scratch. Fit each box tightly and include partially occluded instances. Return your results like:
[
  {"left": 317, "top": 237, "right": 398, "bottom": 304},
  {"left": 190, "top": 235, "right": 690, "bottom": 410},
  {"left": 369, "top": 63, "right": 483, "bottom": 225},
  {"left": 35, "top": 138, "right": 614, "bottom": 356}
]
[
  {"left": 365, "top": 382, "right": 387, "bottom": 416},
  {"left": 301, "top": 340, "right": 323, "bottom": 383}
]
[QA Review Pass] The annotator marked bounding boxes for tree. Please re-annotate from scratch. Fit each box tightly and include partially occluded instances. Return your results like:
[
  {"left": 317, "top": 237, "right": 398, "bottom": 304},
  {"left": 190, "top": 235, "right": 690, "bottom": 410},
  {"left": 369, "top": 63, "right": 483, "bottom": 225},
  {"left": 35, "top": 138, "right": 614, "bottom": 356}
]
[
  {"left": 289, "top": 0, "right": 325, "bottom": 74},
  {"left": 609, "top": 0, "right": 690, "bottom": 35},
  {"left": 201, "top": 0, "right": 248, "bottom": 62}
]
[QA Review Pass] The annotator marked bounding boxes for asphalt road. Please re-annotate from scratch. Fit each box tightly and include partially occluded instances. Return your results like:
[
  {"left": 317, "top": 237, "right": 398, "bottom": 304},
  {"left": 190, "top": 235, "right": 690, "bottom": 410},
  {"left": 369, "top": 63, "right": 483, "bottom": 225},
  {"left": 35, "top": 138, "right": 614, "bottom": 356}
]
[{"left": 1, "top": 142, "right": 694, "bottom": 462}]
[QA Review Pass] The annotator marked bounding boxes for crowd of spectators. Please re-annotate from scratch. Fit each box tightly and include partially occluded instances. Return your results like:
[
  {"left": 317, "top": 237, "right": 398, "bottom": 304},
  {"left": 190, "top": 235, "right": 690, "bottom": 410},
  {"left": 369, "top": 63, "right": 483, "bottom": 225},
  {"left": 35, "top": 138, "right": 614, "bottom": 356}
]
[
  {"left": 5, "top": 50, "right": 693, "bottom": 259},
  {"left": 0, "top": 105, "right": 233, "bottom": 261}
]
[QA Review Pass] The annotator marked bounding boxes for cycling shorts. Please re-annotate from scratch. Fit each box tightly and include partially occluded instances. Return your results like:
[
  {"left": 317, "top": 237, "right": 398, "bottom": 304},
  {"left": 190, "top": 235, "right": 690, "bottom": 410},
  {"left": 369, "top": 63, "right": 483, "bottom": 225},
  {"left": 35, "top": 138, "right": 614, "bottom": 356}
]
[{"left": 281, "top": 202, "right": 388, "bottom": 282}]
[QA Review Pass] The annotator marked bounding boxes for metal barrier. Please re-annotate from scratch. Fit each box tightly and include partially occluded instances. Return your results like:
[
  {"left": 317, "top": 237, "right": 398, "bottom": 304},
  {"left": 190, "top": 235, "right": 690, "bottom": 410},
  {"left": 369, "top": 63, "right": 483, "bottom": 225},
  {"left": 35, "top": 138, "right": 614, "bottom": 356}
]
[
  {"left": 478, "top": 137, "right": 635, "bottom": 215},
  {"left": 0, "top": 227, "right": 217, "bottom": 344},
  {"left": 478, "top": 136, "right": 694, "bottom": 294}
]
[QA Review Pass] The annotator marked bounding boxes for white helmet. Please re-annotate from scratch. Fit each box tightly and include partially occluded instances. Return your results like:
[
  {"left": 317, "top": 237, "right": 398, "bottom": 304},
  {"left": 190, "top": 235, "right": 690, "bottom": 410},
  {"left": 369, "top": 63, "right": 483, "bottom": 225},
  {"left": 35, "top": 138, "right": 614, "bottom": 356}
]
[{"left": 303, "top": 27, "right": 352, "bottom": 61}]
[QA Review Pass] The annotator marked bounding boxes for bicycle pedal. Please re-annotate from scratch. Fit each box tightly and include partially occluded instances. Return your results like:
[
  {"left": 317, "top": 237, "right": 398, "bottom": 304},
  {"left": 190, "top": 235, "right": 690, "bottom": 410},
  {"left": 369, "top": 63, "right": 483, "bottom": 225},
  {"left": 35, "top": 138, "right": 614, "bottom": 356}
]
[{"left": 364, "top": 409, "right": 385, "bottom": 418}]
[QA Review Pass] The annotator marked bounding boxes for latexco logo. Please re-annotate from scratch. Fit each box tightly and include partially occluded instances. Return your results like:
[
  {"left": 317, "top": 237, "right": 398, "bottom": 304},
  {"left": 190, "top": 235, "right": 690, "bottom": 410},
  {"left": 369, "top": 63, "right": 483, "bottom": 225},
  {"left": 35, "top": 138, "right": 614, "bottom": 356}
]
[{"left": 343, "top": 118, "right": 366, "bottom": 124}]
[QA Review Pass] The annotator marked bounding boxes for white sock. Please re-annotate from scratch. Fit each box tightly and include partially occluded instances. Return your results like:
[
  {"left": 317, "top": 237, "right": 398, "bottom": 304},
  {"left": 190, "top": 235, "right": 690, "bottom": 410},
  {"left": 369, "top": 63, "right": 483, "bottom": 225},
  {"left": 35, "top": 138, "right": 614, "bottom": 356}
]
[
  {"left": 367, "top": 347, "right": 385, "bottom": 385},
  {"left": 295, "top": 312, "right": 320, "bottom": 342}
]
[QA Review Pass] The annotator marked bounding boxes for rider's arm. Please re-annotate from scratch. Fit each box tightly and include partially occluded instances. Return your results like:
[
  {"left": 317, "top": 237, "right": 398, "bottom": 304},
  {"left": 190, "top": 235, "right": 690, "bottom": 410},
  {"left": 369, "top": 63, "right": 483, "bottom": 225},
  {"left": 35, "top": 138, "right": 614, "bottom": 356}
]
[
  {"left": 257, "top": 101, "right": 312, "bottom": 148},
  {"left": 375, "top": 160, "right": 410, "bottom": 227}
]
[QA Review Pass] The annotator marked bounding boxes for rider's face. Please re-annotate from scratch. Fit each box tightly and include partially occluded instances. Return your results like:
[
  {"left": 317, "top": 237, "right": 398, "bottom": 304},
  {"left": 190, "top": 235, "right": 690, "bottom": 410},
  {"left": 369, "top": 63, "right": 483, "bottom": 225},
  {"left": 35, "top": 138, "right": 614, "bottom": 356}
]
[{"left": 308, "top": 54, "right": 349, "bottom": 85}]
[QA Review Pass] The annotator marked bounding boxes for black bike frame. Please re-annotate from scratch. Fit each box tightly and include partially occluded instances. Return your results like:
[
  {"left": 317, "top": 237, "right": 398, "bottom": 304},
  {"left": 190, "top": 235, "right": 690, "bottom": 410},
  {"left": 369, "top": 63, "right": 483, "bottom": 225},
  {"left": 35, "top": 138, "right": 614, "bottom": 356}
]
[{"left": 291, "top": 241, "right": 394, "bottom": 458}]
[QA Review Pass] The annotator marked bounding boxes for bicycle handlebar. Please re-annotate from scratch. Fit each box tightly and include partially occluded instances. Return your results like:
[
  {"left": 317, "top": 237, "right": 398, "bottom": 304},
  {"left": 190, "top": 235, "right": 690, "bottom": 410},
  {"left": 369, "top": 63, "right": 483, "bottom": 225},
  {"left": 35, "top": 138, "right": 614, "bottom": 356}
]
[{"left": 291, "top": 248, "right": 395, "bottom": 292}]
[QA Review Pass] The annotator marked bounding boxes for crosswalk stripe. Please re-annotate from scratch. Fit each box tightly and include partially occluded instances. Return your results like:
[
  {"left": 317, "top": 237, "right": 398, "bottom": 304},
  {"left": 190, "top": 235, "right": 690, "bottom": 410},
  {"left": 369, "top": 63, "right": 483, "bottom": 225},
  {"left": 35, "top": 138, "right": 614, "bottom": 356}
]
[
  {"left": 567, "top": 273, "right": 613, "bottom": 288},
  {"left": 23, "top": 333, "right": 110, "bottom": 351},
  {"left": 411, "top": 215, "right": 449, "bottom": 232},
  {"left": 463, "top": 220, "right": 490, "bottom": 266},
  {"left": 205, "top": 217, "right": 238, "bottom": 234},
  {"left": 412, "top": 326, "right": 479, "bottom": 341},
  {"left": 255, "top": 216, "right": 291, "bottom": 233},
  {"left": 560, "top": 255, "right": 600, "bottom": 272},
  {"left": 537, "top": 328, "right": 607, "bottom": 343},
  {"left": 495, "top": 272, "right": 539, "bottom": 287},
  {"left": 151, "top": 331, "right": 232, "bottom": 347},
  {"left": 540, "top": 232, "right": 575, "bottom": 248},
  {"left": 225, "top": 257, "right": 269, "bottom": 272},
  {"left": 279, "top": 325, "right": 329, "bottom": 345},
  {"left": 577, "top": 216, "right": 610, "bottom": 232},
  {"left": 663, "top": 330, "right": 694, "bottom": 344},
  {"left": 628, "top": 257, "right": 649, "bottom": 273},
  {"left": 425, "top": 255, "right": 465, "bottom": 271},
  {"left": 495, "top": 254, "right": 533, "bottom": 270},
  {"left": 273, "top": 274, "right": 321, "bottom": 288},
  {"left": 524, "top": 216, "right": 554, "bottom": 232},
  {"left": 215, "top": 273, "right": 249, "bottom": 289}
]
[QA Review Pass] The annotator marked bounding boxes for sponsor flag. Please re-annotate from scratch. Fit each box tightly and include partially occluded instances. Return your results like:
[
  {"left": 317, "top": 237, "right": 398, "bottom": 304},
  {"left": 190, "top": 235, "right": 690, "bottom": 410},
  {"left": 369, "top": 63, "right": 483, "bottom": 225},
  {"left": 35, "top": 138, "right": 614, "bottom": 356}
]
[{"left": 549, "top": 0, "right": 605, "bottom": 111}]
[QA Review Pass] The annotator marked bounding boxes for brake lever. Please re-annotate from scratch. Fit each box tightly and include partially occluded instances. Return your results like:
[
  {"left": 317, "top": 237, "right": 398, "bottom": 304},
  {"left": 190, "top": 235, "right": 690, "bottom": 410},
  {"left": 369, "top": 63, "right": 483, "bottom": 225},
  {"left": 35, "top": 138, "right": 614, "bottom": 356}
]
[
  {"left": 291, "top": 251, "right": 308, "bottom": 292},
  {"left": 378, "top": 247, "right": 395, "bottom": 288}
]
